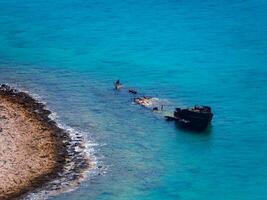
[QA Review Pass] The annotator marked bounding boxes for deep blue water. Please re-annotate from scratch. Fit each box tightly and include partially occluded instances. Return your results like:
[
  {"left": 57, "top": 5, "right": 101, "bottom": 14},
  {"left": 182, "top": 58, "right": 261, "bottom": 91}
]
[{"left": 0, "top": 0, "right": 267, "bottom": 199}]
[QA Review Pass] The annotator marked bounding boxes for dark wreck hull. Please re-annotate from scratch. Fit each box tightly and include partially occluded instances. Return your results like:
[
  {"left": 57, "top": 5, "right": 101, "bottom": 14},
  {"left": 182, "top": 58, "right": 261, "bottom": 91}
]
[
  {"left": 174, "top": 106, "right": 213, "bottom": 131},
  {"left": 175, "top": 118, "right": 211, "bottom": 131}
]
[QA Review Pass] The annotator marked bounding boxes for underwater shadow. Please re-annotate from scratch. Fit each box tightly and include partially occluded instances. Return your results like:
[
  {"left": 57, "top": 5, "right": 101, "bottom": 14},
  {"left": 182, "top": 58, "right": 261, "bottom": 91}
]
[{"left": 175, "top": 122, "right": 213, "bottom": 136}]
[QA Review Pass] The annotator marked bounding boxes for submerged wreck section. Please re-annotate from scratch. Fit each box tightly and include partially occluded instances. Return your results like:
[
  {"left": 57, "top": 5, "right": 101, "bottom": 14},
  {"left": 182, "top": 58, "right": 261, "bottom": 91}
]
[
  {"left": 114, "top": 81, "right": 214, "bottom": 131},
  {"left": 0, "top": 84, "right": 93, "bottom": 200}
]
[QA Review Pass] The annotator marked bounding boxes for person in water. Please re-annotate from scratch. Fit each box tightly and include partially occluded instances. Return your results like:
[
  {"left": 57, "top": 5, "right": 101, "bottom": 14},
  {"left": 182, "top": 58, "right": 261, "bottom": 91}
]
[{"left": 114, "top": 80, "right": 122, "bottom": 90}]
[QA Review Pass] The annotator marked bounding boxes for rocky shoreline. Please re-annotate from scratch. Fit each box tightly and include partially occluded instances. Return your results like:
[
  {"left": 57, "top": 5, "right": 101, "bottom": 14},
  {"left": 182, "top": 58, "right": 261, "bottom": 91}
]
[{"left": 0, "top": 84, "right": 92, "bottom": 199}]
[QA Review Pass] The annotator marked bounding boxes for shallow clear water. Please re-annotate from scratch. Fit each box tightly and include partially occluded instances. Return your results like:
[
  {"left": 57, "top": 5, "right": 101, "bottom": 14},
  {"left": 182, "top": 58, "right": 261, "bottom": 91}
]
[{"left": 0, "top": 0, "right": 267, "bottom": 199}]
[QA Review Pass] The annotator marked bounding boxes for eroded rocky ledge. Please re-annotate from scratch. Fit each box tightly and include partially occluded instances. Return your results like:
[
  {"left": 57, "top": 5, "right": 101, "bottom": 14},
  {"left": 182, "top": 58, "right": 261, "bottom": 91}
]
[{"left": 0, "top": 84, "right": 90, "bottom": 200}]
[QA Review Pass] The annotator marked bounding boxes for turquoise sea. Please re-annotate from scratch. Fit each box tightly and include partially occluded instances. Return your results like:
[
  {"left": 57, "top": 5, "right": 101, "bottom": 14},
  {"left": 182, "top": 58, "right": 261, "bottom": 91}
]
[{"left": 0, "top": 0, "right": 267, "bottom": 199}]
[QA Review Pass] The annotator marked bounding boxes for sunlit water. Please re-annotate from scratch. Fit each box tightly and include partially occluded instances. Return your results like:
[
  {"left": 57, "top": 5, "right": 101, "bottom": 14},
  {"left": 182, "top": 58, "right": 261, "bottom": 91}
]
[{"left": 0, "top": 0, "right": 267, "bottom": 199}]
